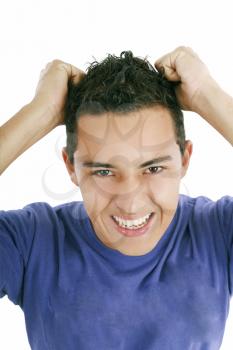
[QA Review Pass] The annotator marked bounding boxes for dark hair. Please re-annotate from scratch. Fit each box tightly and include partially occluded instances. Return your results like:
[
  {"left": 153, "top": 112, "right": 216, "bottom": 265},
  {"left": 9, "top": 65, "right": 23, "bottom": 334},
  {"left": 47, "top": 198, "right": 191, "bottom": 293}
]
[{"left": 64, "top": 50, "right": 185, "bottom": 164}]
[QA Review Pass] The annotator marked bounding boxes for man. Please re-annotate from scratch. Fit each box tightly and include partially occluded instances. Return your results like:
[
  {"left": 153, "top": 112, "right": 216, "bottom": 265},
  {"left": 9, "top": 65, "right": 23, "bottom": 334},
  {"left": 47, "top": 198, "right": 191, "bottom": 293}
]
[{"left": 0, "top": 46, "right": 232, "bottom": 349}]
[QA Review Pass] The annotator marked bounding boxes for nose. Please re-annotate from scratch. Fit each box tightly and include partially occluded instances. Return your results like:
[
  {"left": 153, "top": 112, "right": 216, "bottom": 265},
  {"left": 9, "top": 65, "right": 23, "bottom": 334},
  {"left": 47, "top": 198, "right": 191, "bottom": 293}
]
[{"left": 114, "top": 176, "right": 148, "bottom": 215}]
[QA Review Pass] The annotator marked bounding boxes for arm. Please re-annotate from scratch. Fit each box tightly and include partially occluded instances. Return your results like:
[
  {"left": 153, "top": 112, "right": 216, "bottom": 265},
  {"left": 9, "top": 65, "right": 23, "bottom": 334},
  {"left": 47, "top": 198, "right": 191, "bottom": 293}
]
[
  {"left": 154, "top": 46, "right": 233, "bottom": 146},
  {"left": 0, "top": 100, "right": 58, "bottom": 175},
  {"left": 193, "top": 78, "right": 233, "bottom": 145},
  {"left": 0, "top": 60, "right": 85, "bottom": 175}
]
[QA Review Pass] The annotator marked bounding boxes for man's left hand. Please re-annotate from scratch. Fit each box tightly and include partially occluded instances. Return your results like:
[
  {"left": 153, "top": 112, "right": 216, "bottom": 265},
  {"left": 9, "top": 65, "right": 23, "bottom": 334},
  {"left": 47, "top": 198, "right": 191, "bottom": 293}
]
[{"left": 154, "top": 46, "right": 214, "bottom": 112}]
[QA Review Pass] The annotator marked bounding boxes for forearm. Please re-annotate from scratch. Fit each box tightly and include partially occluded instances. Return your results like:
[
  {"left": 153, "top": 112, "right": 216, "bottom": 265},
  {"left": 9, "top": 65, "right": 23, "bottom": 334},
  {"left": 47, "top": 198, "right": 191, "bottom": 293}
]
[
  {"left": 193, "top": 78, "right": 233, "bottom": 146},
  {"left": 0, "top": 99, "right": 59, "bottom": 175}
]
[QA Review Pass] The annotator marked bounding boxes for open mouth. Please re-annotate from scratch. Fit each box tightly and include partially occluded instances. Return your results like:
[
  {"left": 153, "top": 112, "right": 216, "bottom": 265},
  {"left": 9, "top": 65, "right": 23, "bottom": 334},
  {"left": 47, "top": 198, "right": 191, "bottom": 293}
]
[
  {"left": 111, "top": 212, "right": 155, "bottom": 237},
  {"left": 112, "top": 213, "right": 154, "bottom": 229}
]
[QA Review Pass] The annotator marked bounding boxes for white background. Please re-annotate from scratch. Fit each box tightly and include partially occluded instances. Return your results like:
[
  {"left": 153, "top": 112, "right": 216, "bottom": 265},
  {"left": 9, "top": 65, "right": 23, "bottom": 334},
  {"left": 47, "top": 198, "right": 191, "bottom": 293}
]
[{"left": 0, "top": 0, "right": 233, "bottom": 348}]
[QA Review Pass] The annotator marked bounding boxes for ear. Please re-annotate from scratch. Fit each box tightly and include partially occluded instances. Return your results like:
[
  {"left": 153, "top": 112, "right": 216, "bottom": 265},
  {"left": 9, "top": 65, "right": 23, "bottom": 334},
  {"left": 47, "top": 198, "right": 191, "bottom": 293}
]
[
  {"left": 62, "top": 147, "right": 79, "bottom": 186},
  {"left": 180, "top": 140, "right": 193, "bottom": 178}
]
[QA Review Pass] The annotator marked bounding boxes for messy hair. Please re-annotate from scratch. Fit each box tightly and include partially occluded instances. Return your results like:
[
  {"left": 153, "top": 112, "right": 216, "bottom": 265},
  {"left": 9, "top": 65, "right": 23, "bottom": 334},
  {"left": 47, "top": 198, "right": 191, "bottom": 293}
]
[{"left": 64, "top": 50, "right": 185, "bottom": 164}]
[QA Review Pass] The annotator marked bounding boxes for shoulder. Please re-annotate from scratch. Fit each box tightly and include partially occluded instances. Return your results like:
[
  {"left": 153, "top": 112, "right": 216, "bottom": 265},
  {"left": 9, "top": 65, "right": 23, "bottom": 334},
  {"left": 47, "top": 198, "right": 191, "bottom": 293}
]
[
  {"left": 179, "top": 193, "right": 233, "bottom": 210},
  {"left": 0, "top": 200, "right": 87, "bottom": 231},
  {"left": 179, "top": 194, "right": 233, "bottom": 231}
]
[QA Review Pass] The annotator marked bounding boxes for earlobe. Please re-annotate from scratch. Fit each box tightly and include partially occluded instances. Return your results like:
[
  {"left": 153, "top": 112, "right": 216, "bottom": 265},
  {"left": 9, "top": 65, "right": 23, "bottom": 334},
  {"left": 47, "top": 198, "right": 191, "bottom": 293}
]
[
  {"left": 62, "top": 147, "right": 79, "bottom": 186},
  {"left": 70, "top": 172, "right": 79, "bottom": 186}
]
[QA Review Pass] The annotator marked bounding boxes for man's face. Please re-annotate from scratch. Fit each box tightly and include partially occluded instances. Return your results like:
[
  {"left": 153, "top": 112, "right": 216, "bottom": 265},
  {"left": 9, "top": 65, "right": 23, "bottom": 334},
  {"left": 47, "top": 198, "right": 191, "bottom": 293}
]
[{"left": 63, "top": 106, "right": 192, "bottom": 256}]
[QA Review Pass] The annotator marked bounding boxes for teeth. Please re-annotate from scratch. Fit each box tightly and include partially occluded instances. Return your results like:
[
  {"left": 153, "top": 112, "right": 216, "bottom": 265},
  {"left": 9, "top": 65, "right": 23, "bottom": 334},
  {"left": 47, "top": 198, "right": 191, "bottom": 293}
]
[{"left": 113, "top": 213, "right": 152, "bottom": 229}]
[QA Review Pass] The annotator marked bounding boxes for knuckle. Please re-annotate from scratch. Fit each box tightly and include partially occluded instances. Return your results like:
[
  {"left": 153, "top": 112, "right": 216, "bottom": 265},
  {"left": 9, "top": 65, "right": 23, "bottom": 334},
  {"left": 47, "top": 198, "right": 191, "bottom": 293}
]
[
  {"left": 41, "top": 59, "right": 65, "bottom": 74},
  {"left": 45, "top": 59, "right": 64, "bottom": 68},
  {"left": 51, "top": 59, "right": 63, "bottom": 64},
  {"left": 176, "top": 46, "right": 195, "bottom": 55},
  {"left": 176, "top": 45, "right": 188, "bottom": 52}
]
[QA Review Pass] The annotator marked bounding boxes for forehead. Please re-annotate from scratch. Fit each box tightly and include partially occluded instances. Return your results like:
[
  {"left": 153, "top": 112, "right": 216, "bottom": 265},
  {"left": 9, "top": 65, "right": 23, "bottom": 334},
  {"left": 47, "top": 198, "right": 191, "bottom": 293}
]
[
  {"left": 78, "top": 106, "right": 175, "bottom": 141},
  {"left": 74, "top": 106, "right": 178, "bottom": 160}
]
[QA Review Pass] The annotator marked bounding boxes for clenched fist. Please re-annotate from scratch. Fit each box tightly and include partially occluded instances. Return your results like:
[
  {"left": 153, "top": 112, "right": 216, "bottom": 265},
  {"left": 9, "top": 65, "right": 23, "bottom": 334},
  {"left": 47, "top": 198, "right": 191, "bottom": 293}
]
[
  {"left": 34, "top": 59, "right": 86, "bottom": 126},
  {"left": 154, "top": 46, "right": 215, "bottom": 112}
]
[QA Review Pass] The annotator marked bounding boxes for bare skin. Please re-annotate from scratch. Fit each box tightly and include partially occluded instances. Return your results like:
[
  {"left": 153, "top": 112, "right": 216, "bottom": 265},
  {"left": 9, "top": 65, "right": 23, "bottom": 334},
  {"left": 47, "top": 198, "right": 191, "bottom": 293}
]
[
  {"left": 0, "top": 60, "right": 86, "bottom": 175},
  {"left": 154, "top": 46, "right": 233, "bottom": 145},
  {"left": 62, "top": 107, "right": 193, "bottom": 255},
  {"left": 0, "top": 46, "right": 232, "bottom": 177}
]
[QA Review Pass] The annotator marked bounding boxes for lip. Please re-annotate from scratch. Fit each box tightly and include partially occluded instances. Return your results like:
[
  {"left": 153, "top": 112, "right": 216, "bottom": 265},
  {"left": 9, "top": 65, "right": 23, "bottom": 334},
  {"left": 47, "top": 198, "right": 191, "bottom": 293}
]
[{"left": 111, "top": 213, "right": 155, "bottom": 237}]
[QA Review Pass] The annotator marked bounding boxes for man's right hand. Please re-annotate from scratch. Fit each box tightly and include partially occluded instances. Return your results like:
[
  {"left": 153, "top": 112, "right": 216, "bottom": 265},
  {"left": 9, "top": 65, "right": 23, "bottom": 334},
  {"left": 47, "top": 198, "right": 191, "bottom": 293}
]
[
  {"left": 0, "top": 59, "right": 85, "bottom": 174},
  {"left": 33, "top": 59, "right": 86, "bottom": 126}
]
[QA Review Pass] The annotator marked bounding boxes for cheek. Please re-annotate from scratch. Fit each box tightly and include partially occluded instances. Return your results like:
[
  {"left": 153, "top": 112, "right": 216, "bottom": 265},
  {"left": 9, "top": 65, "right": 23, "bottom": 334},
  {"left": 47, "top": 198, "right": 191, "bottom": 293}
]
[
  {"left": 79, "top": 176, "right": 113, "bottom": 219},
  {"left": 148, "top": 169, "right": 181, "bottom": 193},
  {"left": 80, "top": 172, "right": 123, "bottom": 199},
  {"left": 147, "top": 174, "right": 180, "bottom": 214}
]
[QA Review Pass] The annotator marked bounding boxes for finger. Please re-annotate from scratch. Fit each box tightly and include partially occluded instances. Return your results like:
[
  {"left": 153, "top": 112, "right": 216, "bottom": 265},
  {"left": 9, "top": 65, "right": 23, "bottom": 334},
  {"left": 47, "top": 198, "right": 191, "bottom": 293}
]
[
  {"left": 44, "top": 59, "right": 86, "bottom": 84},
  {"left": 68, "top": 64, "right": 86, "bottom": 84},
  {"left": 59, "top": 61, "right": 86, "bottom": 84},
  {"left": 154, "top": 47, "right": 190, "bottom": 81},
  {"left": 155, "top": 58, "right": 181, "bottom": 82}
]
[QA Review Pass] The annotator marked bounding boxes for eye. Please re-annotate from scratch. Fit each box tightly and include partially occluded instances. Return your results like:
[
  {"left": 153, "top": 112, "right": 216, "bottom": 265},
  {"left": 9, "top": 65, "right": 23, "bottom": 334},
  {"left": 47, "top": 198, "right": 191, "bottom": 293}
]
[
  {"left": 91, "top": 167, "right": 164, "bottom": 177},
  {"left": 144, "top": 166, "right": 163, "bottom": 175},
  {"left": 91, "top": 169, "right": 114, "bottom": 177}
]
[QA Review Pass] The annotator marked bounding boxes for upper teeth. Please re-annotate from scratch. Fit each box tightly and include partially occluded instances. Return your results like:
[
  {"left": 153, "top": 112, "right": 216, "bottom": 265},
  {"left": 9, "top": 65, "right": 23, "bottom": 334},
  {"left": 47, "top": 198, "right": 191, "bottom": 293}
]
[{"left": 113, "top": 213, "right": 151, "bottom": 228}]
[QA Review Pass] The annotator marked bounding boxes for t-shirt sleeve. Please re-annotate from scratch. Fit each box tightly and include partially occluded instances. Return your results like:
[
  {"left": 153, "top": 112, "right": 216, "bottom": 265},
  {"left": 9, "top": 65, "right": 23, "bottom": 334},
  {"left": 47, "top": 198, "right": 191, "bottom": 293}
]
[
  {"left": 0, "top": 206, "right": 36, "bottom": 306},
  {"left": 215, "top": 196, "right": 233, "bottom": 293}
]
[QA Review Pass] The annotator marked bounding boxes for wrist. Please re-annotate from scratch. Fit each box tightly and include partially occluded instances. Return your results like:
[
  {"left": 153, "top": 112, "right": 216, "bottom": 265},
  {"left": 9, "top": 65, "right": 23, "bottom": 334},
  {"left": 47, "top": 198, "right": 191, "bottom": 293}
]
[
  {"left": 191, "top": 77, "right": 233, "bottom": 145},
  {"left": 191, "top": 77, "right": 221, "bottom": 117},
  {"left": 29, "top": 96, "right": 62, "bottom": 129}
]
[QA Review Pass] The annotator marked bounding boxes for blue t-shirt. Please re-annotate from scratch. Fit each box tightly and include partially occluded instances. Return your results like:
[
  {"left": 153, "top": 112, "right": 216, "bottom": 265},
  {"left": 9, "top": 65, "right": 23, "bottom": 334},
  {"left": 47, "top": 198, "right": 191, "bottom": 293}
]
[{"left": 0, "top": 194, "right": 233, "bottom": 350}]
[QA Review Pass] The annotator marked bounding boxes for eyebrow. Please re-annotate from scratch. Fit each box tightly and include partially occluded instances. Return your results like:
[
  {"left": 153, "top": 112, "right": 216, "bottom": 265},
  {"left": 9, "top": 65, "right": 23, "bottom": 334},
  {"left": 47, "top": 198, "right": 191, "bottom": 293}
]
[{"left": 80, "top": 155, "right": 173, "bottom": 169}]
